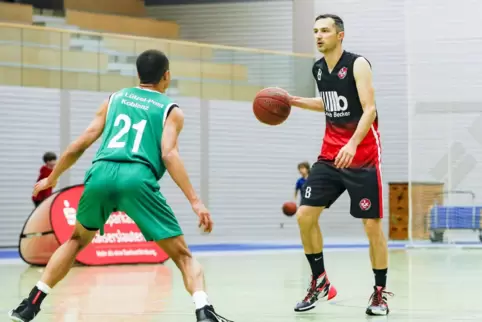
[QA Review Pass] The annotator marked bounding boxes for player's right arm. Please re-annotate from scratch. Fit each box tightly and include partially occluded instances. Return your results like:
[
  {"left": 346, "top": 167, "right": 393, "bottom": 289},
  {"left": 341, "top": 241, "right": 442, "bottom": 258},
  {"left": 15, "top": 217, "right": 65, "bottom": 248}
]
[
  {"left": 288, "top": 96, "right": 325, "bottom": 112},
  {"left": 33, "top": 99, "right": 108, "bottom": 197},
  {"left": 161, "top": 107, "right": 213, "bottom": 233}
]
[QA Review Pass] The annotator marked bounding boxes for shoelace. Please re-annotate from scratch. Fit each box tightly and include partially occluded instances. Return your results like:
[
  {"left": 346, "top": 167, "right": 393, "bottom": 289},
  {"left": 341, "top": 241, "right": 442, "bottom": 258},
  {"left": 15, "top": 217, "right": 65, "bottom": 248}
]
[
  {"left": 208, "top": 309, "right": 234, "bottom": 322},
  {"left": 303, "top": 275, "right": 324, "bottom": 302},
  {"left": 370, "top": 289, "right": 394, "bottom": 306},
  {"left": 303, "top": 278, "right": 317, "bottom": 301}
]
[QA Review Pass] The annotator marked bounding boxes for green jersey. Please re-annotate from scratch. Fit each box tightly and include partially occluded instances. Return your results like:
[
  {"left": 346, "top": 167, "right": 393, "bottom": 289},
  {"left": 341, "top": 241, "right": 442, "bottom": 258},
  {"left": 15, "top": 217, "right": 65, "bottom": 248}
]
[{"left": 92, "top": 87, "right": 177, "bottom": 181}]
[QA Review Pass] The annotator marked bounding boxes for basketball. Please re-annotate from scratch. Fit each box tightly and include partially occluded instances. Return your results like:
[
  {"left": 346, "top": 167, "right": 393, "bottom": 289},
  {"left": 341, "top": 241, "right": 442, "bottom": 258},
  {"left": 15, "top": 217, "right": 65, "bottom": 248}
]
[
  {"left": 253, "top": 87, "right": 291, "bottom": 125},
  {"left": 282, "top": 201, "right": 297, "bottom": 217}
]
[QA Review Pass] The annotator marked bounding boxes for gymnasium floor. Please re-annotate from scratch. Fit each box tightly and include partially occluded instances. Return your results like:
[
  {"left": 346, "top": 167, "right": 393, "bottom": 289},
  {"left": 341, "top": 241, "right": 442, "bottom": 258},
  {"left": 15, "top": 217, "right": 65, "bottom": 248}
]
[{"left": 1, "top": 246, "right": 482, "bottom": 321}]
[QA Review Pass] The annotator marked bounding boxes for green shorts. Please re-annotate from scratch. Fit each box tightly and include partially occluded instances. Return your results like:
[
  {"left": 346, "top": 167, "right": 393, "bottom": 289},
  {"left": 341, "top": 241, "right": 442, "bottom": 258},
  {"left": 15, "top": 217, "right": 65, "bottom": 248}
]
[{"left": 76, "top": 160, "right": 183, "bottom": 241}]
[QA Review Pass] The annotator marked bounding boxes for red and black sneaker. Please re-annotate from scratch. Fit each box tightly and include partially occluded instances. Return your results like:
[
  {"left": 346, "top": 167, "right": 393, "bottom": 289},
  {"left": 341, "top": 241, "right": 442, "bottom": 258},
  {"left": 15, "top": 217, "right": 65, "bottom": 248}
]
[
  {"left": 294, "top": 272, "right": 337, "bottom": 312},
  {"left": 366, "top": 286, "right": 393, "bottom": 316}
]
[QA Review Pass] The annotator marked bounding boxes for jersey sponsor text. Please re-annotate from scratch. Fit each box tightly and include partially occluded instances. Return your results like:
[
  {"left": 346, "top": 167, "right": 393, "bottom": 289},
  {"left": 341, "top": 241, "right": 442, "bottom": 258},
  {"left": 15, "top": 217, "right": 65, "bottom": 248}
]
[{"left": 320, "top": 91, "right": 350, "bottom": 118}]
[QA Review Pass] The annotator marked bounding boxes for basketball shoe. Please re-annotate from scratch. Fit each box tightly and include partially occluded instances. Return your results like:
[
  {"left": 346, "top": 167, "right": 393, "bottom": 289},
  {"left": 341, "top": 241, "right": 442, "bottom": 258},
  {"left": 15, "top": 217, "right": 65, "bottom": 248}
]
[
  {"left": 8, "top": 298, "right": 40, "bottom": 322},
  {"left": 294, "top": 272, "right": 337, "bottom": 312},
  {"left": 365, "top": 286, "right": 393, "bottom": 316},
  {"left": 196, "top": 305, "right": 234, "bottom": 322}
]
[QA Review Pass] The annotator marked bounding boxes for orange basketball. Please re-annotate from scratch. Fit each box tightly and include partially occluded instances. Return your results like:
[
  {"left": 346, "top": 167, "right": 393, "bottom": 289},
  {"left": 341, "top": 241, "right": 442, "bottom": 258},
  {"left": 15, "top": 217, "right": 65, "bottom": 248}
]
[
  {"left": 253, "top": 87, "right": 291, "bottom": 125},
  {"left": 282, "top": 201, "right": 297, "bottom": 217}
]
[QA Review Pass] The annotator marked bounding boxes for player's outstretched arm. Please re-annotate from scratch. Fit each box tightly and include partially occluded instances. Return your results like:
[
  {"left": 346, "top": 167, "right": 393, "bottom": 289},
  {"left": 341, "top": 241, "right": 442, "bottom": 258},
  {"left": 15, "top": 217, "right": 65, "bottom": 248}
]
[
  {"left": 34, "top": 99, "right": 108, "bottom": 196},
  {"left": 161, "top": 107, "right": 213, "bottom": 232},
  {"left": 161, "top": 107, "right": 199, "bottom": 204},
  {"left": 288, "top": 96, "right": 325, "bottom": 112},
  {"left": 349, "top": 57, "right": 377, "bottom": 146}
]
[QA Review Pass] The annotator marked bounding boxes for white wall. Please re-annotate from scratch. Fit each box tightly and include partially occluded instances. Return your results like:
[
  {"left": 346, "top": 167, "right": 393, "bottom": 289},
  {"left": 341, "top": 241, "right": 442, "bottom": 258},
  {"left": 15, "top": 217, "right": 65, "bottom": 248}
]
[
  {"left": 406, "top": 0, "right": 482, "bottom": 205},
  {"left": 147, "top": 1, "right": 293, "bottom": 52},
  {"left": 292, "top": 0, "right": 316, "bottom": 55},
  {"left": 0, "top": 87, "right": 61, "bottom": 246}
]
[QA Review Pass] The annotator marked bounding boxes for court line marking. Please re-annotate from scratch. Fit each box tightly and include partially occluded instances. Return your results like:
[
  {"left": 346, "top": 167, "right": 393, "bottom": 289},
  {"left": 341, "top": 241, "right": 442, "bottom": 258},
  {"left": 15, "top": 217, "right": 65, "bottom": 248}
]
[{"left": 0, "top": 242, "right": 409, "bottom": 260}]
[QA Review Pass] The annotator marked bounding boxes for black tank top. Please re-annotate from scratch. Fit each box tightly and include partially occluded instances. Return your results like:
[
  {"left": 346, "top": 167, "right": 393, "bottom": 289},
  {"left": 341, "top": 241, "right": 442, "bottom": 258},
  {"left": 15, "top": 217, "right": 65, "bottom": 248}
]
[{"left": 312, "top": 50, "right": 381, "bottom": 167}]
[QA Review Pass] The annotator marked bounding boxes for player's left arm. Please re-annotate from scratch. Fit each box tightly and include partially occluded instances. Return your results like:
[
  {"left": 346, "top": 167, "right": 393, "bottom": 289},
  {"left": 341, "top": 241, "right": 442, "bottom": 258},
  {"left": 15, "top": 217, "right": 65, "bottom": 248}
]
[
  {"left": 45, "top": 100, "right": 108, "bottom": 187},
  {"left": 334, "top": 57, "right": 377, "bottom": 168},
  {"left": 349, "top": 57, "right": 377, "bottom": 146}
]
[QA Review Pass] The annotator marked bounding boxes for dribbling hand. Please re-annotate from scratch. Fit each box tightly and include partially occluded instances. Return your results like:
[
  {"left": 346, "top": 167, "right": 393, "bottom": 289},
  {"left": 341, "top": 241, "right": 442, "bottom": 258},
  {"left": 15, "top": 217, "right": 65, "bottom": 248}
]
[
  {"left": 192, "top": 201, "right": 213, "bottom": 234},
  {"left": 334, "top": 140, "right": 357, "bottom": 168},
  {"left": 287, "top": 94, "right": 300, "bottom": 106},
  {"left": 33, "top": 178, "right": 57, "bottom": 197}
]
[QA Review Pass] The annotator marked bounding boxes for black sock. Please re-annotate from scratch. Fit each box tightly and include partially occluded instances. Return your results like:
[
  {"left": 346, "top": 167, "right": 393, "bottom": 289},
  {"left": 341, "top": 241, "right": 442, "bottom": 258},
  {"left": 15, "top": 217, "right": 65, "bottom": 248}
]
[
  {"left": 27, "top": 286, "right": 48, "bottom": 307},
  {"left": 373, "top": 268, "right": 387, "bottom": 288},
  {"left": 306, "top": 252, "right": 325, "bottom": 277}
]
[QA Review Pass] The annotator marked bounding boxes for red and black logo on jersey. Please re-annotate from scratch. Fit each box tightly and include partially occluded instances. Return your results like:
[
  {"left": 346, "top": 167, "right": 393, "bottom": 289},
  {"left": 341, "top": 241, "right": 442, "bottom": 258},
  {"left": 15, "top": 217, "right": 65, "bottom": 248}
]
[{"left": 338, "top": 67, "right": 348, "bottom": 79}]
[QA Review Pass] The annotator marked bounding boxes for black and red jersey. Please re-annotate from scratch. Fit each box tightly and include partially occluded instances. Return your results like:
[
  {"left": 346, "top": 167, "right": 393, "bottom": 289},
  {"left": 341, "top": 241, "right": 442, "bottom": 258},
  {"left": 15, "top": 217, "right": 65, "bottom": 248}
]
[{"left": 312, "top": 50, "right": 381, "bottom": 168}]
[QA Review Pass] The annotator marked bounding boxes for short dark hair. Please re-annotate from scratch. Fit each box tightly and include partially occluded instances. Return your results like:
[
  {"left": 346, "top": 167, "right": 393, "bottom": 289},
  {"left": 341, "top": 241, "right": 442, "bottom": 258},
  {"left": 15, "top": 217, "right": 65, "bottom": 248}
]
[
  {"left": 43, "top": 151, "right": 57, "bottom": 163},
  {"left": 136, "top": 49, "right": 170, "bottom": 85},
  {"left": 298, "top": 161, "right": 311, "bottom": 173},
  {"left": 315, "top": 14, "right": 344, "bottom": 32}
]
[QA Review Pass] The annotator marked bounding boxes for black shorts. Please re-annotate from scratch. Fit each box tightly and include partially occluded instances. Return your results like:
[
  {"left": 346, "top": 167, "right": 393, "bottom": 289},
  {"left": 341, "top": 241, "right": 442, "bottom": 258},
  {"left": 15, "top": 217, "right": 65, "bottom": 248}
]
[{"left": 300, "top": 160, "right": 383, "bottom": 219}]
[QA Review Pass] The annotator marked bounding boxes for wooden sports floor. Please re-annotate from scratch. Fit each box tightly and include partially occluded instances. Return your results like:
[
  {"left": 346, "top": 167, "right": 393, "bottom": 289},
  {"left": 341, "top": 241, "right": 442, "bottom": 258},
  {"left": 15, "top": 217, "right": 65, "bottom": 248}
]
[{"left": 1, "top": 248, "right": 482, "bottom": 321}]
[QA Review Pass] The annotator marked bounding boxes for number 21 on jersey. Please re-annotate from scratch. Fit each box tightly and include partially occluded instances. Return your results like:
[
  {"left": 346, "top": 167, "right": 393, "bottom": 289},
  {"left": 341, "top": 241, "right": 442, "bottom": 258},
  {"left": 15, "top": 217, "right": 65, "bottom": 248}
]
[{"left": 107, "top": 114, "right": 146, "bottom": 153}]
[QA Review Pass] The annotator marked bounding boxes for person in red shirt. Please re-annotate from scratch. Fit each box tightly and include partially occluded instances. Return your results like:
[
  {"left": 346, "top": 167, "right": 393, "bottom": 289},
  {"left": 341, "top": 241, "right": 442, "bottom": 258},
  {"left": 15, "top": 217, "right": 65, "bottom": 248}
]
[{"left": 32, "top": 152, "right": 57, "bottom": 207}]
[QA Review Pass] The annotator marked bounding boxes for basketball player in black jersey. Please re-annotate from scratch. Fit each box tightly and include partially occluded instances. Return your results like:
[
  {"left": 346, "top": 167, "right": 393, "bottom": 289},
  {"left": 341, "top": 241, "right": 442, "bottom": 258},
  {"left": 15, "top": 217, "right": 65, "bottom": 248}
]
[{"left": 286, "top": 14, "right": 392, "bottom": 316}]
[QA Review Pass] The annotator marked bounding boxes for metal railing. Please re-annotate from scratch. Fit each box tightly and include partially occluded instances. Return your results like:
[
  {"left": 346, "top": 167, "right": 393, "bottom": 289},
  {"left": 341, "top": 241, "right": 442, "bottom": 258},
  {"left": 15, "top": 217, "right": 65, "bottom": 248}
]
[{"left": 0, "top": 22, "right": 315, "bottom": 100}]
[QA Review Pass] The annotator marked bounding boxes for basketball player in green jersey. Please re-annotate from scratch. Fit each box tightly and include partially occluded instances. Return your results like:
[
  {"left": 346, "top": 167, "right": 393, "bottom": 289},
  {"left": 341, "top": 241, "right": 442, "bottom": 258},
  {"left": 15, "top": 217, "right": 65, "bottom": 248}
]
[{"left": 9, "top": 50, "right": 233, "bottom": 322}]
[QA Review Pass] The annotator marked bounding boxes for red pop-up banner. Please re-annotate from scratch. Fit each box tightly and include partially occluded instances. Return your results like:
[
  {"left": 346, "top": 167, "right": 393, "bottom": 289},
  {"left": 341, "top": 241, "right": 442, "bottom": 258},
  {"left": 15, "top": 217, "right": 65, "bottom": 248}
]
[{"left": 19, "top": 184, "right": 169, "bottom": 266}]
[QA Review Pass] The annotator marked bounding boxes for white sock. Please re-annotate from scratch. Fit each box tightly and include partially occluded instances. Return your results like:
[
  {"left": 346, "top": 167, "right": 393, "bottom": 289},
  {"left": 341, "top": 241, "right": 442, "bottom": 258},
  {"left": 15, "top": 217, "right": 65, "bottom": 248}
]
[
  {"left": 36, "top": 281, "right": 52, "bottom": 294},
  {"left": 192, "top": 291, "right": 209, "bottom": 309}
]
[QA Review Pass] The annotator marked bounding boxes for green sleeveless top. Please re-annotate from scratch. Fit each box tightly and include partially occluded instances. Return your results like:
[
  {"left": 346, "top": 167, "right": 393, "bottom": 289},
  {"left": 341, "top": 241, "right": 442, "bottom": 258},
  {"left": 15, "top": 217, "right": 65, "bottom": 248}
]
[{"left": 92, "top": 87, "right": 178, "bottom": 181}]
